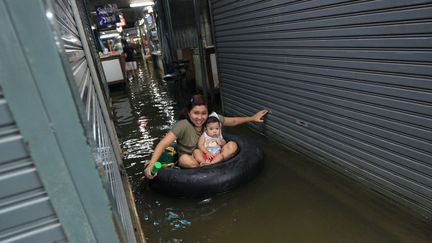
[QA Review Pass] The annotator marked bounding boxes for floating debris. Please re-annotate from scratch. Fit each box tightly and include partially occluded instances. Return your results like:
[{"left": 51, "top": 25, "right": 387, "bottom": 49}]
[
  {"left": 198, "top": 198, "right": 212, "bottom": 204},
  {"left": 179, "top": 219, "right": 191, "bottom": 226},
  {"left": 166, "top": 211, "right": 180, "bottom": 221}
]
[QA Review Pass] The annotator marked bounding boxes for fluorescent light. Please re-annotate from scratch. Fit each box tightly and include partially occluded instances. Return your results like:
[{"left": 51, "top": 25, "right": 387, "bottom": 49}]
[
  {"left": 130, "top": 1, "right": 154, "bottom": 7},
  {"left": 100, "top": 33, "right": 120, "bottom": 39}
]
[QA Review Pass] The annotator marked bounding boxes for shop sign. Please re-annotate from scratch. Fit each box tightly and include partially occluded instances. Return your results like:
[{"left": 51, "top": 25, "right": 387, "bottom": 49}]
[{"left": 96, "top": 4, "right": 119, "bottom": 27}]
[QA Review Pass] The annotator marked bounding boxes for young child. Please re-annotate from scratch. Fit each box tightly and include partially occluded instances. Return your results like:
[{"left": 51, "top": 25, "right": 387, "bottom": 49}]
[{"left": 198, "top": 112, "right": 226, "bottom": 166}]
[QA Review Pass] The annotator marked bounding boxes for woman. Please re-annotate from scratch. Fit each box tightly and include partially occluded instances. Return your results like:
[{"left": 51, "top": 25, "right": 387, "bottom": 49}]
[
  {"left": 144, "top": 94, "right": 268, "bottom": 179},
  {"left": 121, "top": 39, "right": 138, "bottom": 79}
]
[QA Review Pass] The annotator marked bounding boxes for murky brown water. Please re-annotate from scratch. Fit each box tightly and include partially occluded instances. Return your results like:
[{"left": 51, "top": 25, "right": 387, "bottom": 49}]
[{"left": 111, "top": 61, "right": 431, "bottom": 243}]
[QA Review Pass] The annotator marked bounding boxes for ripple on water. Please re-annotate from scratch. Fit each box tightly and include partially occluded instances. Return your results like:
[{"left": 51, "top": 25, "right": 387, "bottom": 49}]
[
  {"left": 126, "top": 162, "right": 136, "bottom": 169},
  {"left": 111, "top": 63, "right": 201, "bottom": 241},
  {"left": 144, "top": 204, "right": 193, "bottom": 233}
]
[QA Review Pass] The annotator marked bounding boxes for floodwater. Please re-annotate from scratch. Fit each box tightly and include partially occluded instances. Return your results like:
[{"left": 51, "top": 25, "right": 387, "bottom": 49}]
[{"left": 110, "top": 61, "right": 431, "bottom": 243}]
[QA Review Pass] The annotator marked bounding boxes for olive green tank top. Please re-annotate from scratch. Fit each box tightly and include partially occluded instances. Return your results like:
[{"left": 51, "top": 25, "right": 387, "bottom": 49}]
[{"left": 171, "top": 115, "right": 224, "bottom": 155}]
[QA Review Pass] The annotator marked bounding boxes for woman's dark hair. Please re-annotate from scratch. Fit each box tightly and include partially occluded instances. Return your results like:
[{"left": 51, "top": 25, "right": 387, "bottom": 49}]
[
  {"left": 205, "top": 116, "right": 220, "bottom": 127},
  {"left": 179, "top": 94, "right": 211, "bottom": 120},
  {"left": 121, "top": 38, "right": 128, "bottom": 47}
]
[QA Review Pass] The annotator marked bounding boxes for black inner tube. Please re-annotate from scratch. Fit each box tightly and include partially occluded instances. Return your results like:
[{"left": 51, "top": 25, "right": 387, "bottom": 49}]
[{"left": 149, "top": 134, "right": 264, "bottom": 197}]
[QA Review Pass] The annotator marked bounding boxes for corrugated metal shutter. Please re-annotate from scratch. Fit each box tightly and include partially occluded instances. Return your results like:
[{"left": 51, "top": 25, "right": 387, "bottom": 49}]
[
  {"left": 211, "top": 0, "right": 432, "bottom": 218},
  {"left": 0, "top": 86, "right": 66, "bottom": 242},
  {"left": 166, "top": 0, "right": 199, "bottom": 50},
  {"left": 53, "top": 0, "right": 136, "bottom": 242}
]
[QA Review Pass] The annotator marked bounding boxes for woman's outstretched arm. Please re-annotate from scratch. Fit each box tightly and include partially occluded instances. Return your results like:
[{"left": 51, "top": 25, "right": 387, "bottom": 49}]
[
  {"left": 223, "top": 109, "right": 269, "bottom": 127},
  {"left": 144, "top": 131, "right": 177, "bottom": 179}
]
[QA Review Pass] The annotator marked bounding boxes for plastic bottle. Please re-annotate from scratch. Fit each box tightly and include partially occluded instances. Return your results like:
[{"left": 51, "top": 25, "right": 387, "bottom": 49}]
[{"left": 151, "top": 161, "right": 162, "bottom": 175}]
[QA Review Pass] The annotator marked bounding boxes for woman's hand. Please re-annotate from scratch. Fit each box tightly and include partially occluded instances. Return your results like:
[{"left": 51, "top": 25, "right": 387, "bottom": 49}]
[
  {"left": 144, "top": 132, "right": 177, "bottom": 180},
  {"left": 252, "top": 109, "right": 269, "bottom": 123},
  {"left": 223, "top": 109, "right": 270, "bottom": 126},
  {"left": 144, "top": 163, "right": 156, "bottom": 179}
]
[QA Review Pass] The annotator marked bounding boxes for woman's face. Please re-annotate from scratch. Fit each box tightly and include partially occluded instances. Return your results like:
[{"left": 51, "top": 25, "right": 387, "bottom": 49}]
[{"left": 188, "top": 105, "right": 208, "bottom": 128}]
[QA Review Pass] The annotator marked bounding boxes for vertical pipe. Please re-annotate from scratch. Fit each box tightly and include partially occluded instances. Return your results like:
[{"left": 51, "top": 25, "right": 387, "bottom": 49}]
[
  {"left": 206, "top": 0, "right": 223, "bottom": 113},
  {"left": 193, "top": 0, "right": 212, "bottom": 103},
  {"left": 165, "top": 0, "right": 176, "bottom": 60}
]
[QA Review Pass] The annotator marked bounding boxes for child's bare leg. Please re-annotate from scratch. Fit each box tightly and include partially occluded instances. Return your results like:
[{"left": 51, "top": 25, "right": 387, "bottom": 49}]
[
  {"left": 192, "top": 149, "right": 205, "bottom": 164},
  {"left": 193, "top": 149, "right": 213, "bottom": 167},
  {"left": 178, "top": 154, "right": 200, "bottom": 168},
  {"left": 211, "top": 141, "right": 238, "bottom": 164}
]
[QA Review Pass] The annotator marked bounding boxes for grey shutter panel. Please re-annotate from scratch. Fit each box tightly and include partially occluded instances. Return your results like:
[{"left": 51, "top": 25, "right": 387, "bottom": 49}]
[
  {"left": 0, "top": 87, "right": 66, "bottom": 242},
  {"left": 54, "top": 0, "right": 136, "bottom": 241},
  {"left": 211, "top": 0, "right": 432, "bottom": 218}
]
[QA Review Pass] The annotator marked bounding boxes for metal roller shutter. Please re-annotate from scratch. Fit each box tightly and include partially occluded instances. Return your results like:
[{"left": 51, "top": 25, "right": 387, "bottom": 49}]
[
  {"left": 54, "top": 0, "right": 136, "bottom": 241},
  {"left": 211, "top": 0, "right": 432, "bottom": 219},
  {"left": 0, "top": 86, "right": 66, "bottom": 242},
  {"left": 1, "top": 0, "right": 129, "bottom": 241}
]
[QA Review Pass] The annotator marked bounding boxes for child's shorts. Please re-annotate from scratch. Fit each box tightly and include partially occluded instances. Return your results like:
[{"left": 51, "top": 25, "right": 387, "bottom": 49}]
[{"left": 202, "top": 151, "right": 216, "bottom": 162}]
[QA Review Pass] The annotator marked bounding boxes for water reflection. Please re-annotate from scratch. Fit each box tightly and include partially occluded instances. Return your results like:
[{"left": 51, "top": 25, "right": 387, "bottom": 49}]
[
  {"left": 111, "top": 61, "right": 432, "bottom": 243},
  {"left": 110, "top": 62, "right": 248, "bottom": 241},
  {"left": 112, "top": 62, "right": 176, "bottom": 183}
]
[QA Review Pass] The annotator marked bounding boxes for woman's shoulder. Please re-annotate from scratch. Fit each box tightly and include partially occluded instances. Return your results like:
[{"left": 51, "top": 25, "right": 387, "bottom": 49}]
[
  {"left": 172, "top": 119, "right": 191, "bottom": 133},
  {"left": 175, "top": 119, "right": 190, "bottom": 126}
]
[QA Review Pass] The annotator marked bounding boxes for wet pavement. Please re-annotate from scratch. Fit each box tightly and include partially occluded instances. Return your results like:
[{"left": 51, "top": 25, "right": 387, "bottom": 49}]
[{"left": 110, "top": 61, "right": 431, "bottom": 243}]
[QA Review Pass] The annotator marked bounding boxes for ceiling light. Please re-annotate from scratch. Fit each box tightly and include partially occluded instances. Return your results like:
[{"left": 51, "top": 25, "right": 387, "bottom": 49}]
[
  {"left": 100, "top": 33, "right": 120, "bottom": 39},
  {"left": 130, "top": 1, "right": 154, "bottom": 7}
]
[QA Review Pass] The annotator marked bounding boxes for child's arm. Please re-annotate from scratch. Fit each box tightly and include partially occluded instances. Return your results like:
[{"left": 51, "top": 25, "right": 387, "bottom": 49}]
[
  {"left": 198, "top": 135, "right": 208, "bottom": 154},
  {"left": 198, "top": 135, "right": 214, "bottom": 162}
]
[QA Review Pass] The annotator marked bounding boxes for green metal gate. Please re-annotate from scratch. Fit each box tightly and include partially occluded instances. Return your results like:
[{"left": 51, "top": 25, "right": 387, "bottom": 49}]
[{"left": 0, "top": 0, "right": 138, "bottom": 241}]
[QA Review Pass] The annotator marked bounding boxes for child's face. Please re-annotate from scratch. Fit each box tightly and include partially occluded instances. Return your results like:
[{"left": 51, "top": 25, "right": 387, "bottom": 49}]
[{"left": 205, "top": 122, "right": 220, "bottom": 138}]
